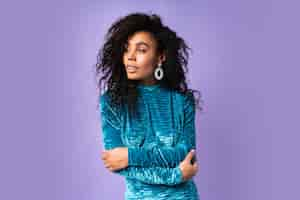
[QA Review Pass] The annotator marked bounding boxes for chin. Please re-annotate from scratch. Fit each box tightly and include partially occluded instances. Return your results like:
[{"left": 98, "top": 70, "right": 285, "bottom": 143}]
[{"left": 127, "top": 74, "right": 141, "bottom": 80}]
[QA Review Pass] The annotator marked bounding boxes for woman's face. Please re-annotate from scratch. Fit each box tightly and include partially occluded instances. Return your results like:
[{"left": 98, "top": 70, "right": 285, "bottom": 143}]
[{"left": 123, "top": 31, "right": 165, "bottom": 85}]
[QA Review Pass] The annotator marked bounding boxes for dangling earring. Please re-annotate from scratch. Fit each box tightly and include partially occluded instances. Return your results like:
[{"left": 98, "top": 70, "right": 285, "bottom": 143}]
[{"left": 154, "top": 63, "right": 164, "bottom": 80}]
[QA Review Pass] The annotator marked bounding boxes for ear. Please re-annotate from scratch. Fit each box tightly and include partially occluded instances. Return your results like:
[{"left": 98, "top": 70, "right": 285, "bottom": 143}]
[{"left": 158, "top": 51, "right": 166, "bottom": 64}]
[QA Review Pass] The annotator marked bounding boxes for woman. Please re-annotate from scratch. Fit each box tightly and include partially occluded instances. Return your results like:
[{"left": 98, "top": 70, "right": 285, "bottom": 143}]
[{"left": 96, "top": 12, "right": 203, "bottom": 199}]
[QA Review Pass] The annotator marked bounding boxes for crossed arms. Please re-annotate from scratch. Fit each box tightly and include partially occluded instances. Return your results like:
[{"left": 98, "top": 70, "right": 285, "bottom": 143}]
[{"left": 99, "top": 92, "right": 198, "bottom": 185}]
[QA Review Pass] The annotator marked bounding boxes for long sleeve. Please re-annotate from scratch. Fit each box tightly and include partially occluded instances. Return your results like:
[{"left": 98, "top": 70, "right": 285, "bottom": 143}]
[
  {"left": 99, "top": 93, "right": 184, "bottom": 186},
  {"left": 128, "top": 93, "right": 197, "bottom": 168},
  {"left": 115, "top": 166, "right": 182, "bottom": 186}
]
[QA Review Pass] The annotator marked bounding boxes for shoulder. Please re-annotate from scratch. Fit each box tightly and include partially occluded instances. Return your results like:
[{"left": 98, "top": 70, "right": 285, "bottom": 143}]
[
  {"left": 99, "top": 91, "right": 108, "bottom": 109},
  {"left": 172, "top": 90, "right": 196, "bottom": 119},
  {"left": 99, "top": 90, "right": 110, "bottom": 105},
  {"left": 172, "top": 90, "right": 195, "bottom": 108},
  {"left": 99, "top": 90, "right": 115, "bottom": 113},
  {"left": 99, "top": 90, "right": 122, "bottom": 116}
]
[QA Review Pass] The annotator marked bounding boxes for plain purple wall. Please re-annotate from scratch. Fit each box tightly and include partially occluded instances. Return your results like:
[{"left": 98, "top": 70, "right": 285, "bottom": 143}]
[{"left": 0, "top": 0, "right": 299, "bottom": 199}]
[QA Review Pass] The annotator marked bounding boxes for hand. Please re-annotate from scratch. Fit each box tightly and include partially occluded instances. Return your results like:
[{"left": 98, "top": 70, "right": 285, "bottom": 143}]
[
  {"left": 101, "top": 147, "right": 128, "bottom": 172},
  {"left": 179, "top": 149, "right": 199, "bottom": 181}
]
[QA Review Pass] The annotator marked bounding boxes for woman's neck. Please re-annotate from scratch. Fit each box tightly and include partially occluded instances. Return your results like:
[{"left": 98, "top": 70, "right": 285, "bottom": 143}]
[{"left": 138, "top": 78, "right": 158, "bottom": 86}]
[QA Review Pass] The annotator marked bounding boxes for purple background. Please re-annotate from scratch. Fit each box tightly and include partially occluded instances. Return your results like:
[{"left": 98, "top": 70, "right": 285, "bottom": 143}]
[{"left": 0, "top": 0, "right": 299, "bottom": 199}]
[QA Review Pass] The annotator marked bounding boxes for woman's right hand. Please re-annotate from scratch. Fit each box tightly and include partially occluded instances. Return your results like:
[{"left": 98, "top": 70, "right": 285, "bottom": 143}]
[{"left": 179, "top": 149, "right": 199, "bottom": 181}]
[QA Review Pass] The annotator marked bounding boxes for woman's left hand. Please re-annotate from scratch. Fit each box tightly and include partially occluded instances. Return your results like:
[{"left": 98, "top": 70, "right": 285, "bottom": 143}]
[{"left": 101, "top": 147, "right": 128, "bottom": 171}]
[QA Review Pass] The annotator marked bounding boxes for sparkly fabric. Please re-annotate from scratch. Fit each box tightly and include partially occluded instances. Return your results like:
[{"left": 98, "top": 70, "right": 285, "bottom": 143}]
[{"left": 99, "top": 83, "right": 200, "bottom": 200}]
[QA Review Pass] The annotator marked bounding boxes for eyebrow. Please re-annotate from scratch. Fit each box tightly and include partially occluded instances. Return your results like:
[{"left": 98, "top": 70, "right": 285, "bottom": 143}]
[{"left": 126, "top": 41, "right": 150, "bottom": 48}]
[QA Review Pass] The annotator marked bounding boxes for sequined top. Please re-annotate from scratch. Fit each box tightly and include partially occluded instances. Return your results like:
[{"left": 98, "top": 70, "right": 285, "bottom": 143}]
[{"left": 99, "top": 83, "right": 200, "bottom": 200}]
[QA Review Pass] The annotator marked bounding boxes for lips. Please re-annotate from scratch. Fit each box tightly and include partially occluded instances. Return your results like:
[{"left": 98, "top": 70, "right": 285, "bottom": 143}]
[{"left": 126, "top": 65, "right": 138, "bottom": 73}]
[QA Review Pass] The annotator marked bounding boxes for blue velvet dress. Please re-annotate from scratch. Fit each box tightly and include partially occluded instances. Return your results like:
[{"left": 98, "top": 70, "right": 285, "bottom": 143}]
[{"left": 99, "top": 83, "right": 200, "bottom": 200}]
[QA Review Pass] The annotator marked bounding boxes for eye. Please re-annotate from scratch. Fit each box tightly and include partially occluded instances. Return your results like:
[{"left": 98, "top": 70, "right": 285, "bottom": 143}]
[{"left": 137, "top": 49, "right": 147, "bottom": 53}]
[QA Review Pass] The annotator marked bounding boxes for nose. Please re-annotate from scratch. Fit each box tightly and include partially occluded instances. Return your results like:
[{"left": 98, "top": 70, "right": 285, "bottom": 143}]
[{"left": 126, "top": 49, "right": 136, "bottom": 61}]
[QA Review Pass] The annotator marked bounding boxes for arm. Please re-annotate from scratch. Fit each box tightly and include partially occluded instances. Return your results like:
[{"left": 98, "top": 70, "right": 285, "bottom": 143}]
[
  {"left": 128, "top": 93, "right": 197, "bottom": 168},
  {"left": 99, "top": 93, "right": 184, "bottom": 186},
  {"left": 115, "top": 166, "right": 183, "bottom": 186}
]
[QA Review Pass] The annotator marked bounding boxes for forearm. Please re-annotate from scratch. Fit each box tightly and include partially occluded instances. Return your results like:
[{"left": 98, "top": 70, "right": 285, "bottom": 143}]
[
  {"left": 113, "top": 165, "right": 184, "bottom": 186},
  {"left": 128, "top": 143, "right": 194, "bottom": 168}
]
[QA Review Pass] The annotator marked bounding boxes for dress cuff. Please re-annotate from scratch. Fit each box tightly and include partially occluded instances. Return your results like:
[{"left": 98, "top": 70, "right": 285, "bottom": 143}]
[
  {"left": 174, "top": 166, "right": 183, "bottom": 184},
  {"left": 128, "top": 147, "right": 142, "bottom": 166}
]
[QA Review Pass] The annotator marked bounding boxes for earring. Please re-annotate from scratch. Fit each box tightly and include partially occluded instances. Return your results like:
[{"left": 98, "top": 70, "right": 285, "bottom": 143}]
[{"left": 154, "top": 63, "right": 164, "bottom": 80}]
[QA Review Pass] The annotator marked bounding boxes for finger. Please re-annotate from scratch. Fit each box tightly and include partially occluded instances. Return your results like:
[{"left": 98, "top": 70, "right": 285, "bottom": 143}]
[
  {"left": 104, "top": 163, "right": 110, "bottom": 169},
  {"left": 104, "top": 161, "right": 113, "bottom": 170},
  {"left": 101, "top": 151, "right": 108, "bottom": 159},
  {"left": 193, "top": 162, "right": 198, "bottom": 171},
  {"left": 193, "top": 162, "right": 198, "bottom": 167},
  {"left": 103, "top": 159, "right": 111, "bottom": 167},
  {"left": 104, "top": 162, "right": 113, "bottom": 170},
  {"left": 103, "top": 160, "right": 109, "bottom": 167},
  {"left": 184, "top": 149, "right": 195, "bottom": 162}
]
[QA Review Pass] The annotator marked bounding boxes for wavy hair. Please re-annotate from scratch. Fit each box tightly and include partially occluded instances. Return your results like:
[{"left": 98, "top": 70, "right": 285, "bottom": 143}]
[{"left": 95, "top": 12, "right": 204, "bottom": 117}]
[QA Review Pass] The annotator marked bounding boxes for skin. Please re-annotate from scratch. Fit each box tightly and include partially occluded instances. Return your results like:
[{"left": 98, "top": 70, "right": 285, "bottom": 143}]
[
  {"left": 123, "top": 31, "right": 165, "bottom": 85},
  {"left": 101, "top": 31, "right": 199, "bottom": 181}
]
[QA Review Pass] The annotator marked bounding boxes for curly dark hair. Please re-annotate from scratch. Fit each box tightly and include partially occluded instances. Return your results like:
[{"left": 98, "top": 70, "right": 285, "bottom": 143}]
[{"left": 95, "top": 12, "right": 204, "bottom": 117}]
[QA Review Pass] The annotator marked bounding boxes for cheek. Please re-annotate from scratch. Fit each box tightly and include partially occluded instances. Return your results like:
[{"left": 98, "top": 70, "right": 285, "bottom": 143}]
[
  {"left": 137, "top": 56, "right": 156, "bottom": 73},
  {"left": 122, "top": 55, "right": 127, "bottom": 65}
]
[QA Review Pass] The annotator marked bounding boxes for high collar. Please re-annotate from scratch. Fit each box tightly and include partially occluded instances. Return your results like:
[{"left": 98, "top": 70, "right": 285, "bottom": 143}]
[{"left": 137, "top": 83, "right": 162, "bottom": 92}]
